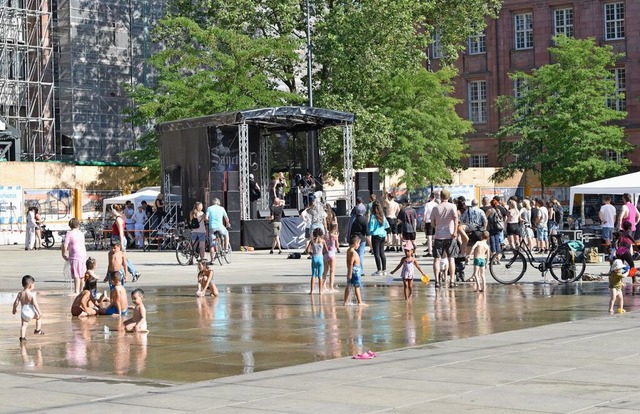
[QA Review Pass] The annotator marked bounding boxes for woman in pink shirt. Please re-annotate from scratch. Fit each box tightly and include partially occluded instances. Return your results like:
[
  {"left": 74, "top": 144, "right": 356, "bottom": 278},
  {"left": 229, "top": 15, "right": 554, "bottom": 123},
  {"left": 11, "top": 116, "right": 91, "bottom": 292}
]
[
  {"left": 62, "top": 218, "right": 87, "bottom": 294},
  {"left": 619, "top": 193, "right": 640, "bottom": 234}
]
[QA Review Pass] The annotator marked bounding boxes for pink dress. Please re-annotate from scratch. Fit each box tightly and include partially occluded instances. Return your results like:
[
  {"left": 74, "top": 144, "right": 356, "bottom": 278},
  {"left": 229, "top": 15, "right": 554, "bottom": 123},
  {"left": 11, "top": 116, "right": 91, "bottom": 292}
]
[{"left": 623, "top": 202, "right": 637, "bottom": 232}]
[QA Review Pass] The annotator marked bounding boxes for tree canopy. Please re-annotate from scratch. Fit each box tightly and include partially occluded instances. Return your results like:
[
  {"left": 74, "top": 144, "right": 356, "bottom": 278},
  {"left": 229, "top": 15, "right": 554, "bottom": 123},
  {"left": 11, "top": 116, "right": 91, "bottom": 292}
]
[
  {"left": 125, "top": 0, "right": 502, "bottom": 189},
  {"left": 491, "top": 35, "right": 632, "bottom": 187}
]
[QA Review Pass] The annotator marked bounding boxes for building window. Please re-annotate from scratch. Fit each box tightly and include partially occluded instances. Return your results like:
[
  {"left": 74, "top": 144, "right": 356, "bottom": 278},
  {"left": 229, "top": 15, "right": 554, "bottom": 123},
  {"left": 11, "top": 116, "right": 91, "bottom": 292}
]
[
  {"left": 605, "top": 3, "right": 625, "bottom": 40},
  {"left": 468, "top": 28, "right": 486, "bottom": 55},
  {"left": 554, "top": 8, "right": 574, "bottom": 37},
  {"left": 513, "top": 78, "right": 528, "bottom": 99},
  {"left": 468, "top": 80, "right": 487, "bottom": 124},
  {"left": 606, "top": 150, "right": 624, "bottom": 162},
  {"left": 514, "top": 12, "right": 533, "bottom": 50},
  {"left": 431, "top": 29, "right": 443, "bottom": 59},
  {"left": 470, "top": 154, "right": 489, "bottom": 168},
  {"left": 607, "top": 68, "right": 626, "bottom": 111}
]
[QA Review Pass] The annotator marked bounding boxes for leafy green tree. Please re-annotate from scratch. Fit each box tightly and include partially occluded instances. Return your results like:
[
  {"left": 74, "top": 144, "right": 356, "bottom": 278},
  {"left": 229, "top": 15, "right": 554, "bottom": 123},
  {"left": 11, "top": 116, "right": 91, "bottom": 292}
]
[
  {"left": 122, "top": 16, "right": 302, "bottom": 179},
  {"left": 491, "top": 35, "right": 632, "bottom": 187}
]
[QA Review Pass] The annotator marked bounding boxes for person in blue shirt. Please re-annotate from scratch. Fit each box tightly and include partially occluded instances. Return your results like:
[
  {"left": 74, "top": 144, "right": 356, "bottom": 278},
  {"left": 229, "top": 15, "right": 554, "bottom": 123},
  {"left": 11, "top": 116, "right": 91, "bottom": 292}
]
[{"left": 205, "top": 198, "right": 230, "bottom": 253}]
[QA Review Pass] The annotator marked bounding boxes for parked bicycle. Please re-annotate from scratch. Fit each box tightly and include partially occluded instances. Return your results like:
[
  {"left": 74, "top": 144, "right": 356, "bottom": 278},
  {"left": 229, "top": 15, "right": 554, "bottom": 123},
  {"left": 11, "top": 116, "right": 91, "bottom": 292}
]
[
  {"left": 40, "top": 224, "right": 55, "bottom": 249},
  {"left": 489, "top": 234, "right": 586, "bottom": 284}
]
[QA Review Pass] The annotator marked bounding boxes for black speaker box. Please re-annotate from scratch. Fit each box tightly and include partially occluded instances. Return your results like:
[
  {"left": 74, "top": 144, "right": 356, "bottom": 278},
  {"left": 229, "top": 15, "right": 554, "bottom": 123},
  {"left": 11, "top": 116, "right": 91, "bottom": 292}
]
[
  {"left": 258, "top": 209, "right": 271, "bottom": 219},
  {"left": 227, "top": 171, "right": 239, "bottom": 189},
  {"left": 208, "top": 191, "right": 224, "bottom": 206},
  {"left": 228, "top": 230, "right": 241, "bottom": 250},
  {"left": 369, "top": 171, "right": 380, "bottom": 192},
  {"left": 356, "top": 172, "right": 369, "bottom": 193},
  {"left": 210, "top": 172, "right": 224, "bottom": 191},
  {"left": 227, "top": 191, "right": 240, "bottom": 212},
  {"left": 357, "top": 190, "right": 371, "bottom": 203},
  {"left": 336, "top": 199, "right": 347, "bottom": 216}
]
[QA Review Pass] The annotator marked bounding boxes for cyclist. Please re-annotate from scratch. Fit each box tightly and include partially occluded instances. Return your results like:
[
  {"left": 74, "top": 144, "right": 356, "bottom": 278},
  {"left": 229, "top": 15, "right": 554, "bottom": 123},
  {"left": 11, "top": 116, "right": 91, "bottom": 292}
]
[{"left": 205, "top": 198, "right": 230, "bottom": 256}]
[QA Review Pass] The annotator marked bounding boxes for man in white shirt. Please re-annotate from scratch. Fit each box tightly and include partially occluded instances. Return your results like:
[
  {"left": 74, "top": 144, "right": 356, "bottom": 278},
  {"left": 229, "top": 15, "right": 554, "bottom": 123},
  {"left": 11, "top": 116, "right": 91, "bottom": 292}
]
[
  {"left": 599, "top": 195, "right": 617, "bottom": 247},
  {"left": 535, "top": 199, "right": 549, "bottom": 253},
  {"left": 430, "top": 189, "right": 458, "bottom": 288},
  {"left": 422, "top": 193, "right": 438, "bottom": 257},
  {"left": 384, "top": 193, "right": 401, "bottom": 252}
]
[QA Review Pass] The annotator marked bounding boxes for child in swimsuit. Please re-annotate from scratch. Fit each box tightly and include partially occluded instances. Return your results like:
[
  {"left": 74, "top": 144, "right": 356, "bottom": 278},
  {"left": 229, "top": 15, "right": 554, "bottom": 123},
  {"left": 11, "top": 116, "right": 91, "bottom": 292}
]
[
  {"left": 344, "top": 235, "right": 368, "bottom": 306},
  {"left": 100, "top": 272, "right": 128, "bottom": 316},
  {"left": 197, "top": 259, "right": 218, "bottom": 297},
  {"left": 12, "top": 275, "right": 44, "bottom": 341},
  {"left": 306, "top": 227, "right": 328, "bottom": 294},
  {"left": 322, "top": 223, "right": 339, "bottom": 292},
  {"left": 470, "top": 231, "right": 491, "bottom": 293},
  {"left": 390, "top": 244, "right": 427, "bottom": 300},
  {"left": 71, "top": 277, "right": 100, "bottom": 317}
]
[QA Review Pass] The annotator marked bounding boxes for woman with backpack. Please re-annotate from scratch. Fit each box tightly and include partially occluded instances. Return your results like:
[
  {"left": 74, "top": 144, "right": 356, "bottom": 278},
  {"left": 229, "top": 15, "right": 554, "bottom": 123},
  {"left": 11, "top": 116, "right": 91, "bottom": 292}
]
[
  {"left": 487, "top": 198, "right": 506, "bottom": 264},
  {"left": 190, "top": 202, "right": 207, "bottom": 261}
]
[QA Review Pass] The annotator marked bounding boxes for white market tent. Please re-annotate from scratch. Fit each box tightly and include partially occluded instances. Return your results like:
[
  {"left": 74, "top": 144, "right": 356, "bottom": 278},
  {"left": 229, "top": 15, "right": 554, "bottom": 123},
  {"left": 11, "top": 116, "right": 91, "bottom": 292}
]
[
  {"left": 101, "top": 190, "right": 161, "bottom": 219},
  {"left": 569, "top": 171, "right": 640, "bottom": 216}
]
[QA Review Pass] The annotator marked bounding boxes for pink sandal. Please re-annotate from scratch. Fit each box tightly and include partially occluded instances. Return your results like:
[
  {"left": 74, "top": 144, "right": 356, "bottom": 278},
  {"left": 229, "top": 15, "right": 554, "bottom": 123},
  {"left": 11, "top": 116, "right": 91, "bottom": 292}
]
[{"left": 353, "top": 353, "right": 373, "bottom": 360}]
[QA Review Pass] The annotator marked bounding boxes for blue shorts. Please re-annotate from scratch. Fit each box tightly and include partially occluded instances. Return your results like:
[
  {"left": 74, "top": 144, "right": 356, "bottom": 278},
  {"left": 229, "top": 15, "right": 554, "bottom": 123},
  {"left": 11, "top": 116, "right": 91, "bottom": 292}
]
[
  {"left": 349, "top": 267, "right": 362, "bottom": 287},
  {"left": 537, "top": 225, "right": 548, "bottom": 241},
  {"left": 104, "top": 305, "right": 127, "bottom": 316},
  {"left": 209, "top": 227, "right": 228, "bottom": 244},
  {"left": 602, "top": 227, "right": 614, "bottom": 241},
  {"left": 191, "top": 232, "right": 207, "bottom": 242}
]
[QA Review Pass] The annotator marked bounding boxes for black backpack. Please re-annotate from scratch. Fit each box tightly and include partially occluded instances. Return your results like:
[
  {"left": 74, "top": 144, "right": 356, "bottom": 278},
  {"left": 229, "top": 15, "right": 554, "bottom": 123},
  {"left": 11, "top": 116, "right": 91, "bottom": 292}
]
[{"left": 189, "top": 217, "right": 200, "bottom": 229}]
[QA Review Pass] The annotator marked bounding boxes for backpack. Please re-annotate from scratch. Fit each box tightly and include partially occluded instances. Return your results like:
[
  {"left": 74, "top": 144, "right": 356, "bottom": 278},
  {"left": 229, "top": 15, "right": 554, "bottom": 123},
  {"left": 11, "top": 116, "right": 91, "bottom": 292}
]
[
  {"left": 189, "top": 217, "right": 200, "bottom": 229},
  {"left": 489, "top": 208, "right": 504, "bottom": 231}
]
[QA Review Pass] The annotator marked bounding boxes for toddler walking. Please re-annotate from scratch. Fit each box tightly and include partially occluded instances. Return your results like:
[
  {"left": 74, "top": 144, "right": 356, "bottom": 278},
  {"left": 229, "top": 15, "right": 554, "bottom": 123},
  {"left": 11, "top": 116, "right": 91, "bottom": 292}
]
[
  {"left": 390, "top": 244, "right": 427, "bottom": 300},
  {"left": 609, "top": 259, "right": 628, "bottom": 314},
  {"left": 306, "top": 227, "right": 328, "bottom": 294},
  {"left": 470, "top": 231, "right": 491, "bottom": 293},
  {"left": 12, "top": 275, "right": 44, "bottom": 341}
]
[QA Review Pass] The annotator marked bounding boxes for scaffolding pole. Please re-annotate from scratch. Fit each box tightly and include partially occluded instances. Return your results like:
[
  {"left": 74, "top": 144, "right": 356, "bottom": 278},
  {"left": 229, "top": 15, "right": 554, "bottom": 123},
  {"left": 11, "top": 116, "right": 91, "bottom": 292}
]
[
  {"left": 238, "top": 122, "right": 250, "bottom": 220},
  {"left": 343, "top": 123, "right": 354, "bottom": 213}
]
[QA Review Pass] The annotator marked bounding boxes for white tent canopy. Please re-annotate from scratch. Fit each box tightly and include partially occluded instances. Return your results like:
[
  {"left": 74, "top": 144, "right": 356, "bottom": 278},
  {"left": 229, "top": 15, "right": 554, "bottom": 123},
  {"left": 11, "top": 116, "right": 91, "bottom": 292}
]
[
  {"left": 101, "top": 190, "right": 161, "bottom": 219},
  {"left": 569, "top": 171, "right": 640, "bottom": 216}
]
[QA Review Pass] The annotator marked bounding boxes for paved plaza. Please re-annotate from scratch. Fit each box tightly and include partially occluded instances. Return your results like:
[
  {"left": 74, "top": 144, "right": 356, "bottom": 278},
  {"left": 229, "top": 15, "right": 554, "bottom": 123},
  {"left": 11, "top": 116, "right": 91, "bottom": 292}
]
[{"left": 1, "top": 241, "right": 640, "bottom": 413}]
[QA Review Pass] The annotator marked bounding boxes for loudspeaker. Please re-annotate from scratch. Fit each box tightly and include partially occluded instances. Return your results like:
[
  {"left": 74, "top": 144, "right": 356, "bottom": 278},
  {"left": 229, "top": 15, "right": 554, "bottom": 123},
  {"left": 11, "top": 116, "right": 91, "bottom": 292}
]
[
  {"left": 228, "top": 230, "right": 241, "bottom": 250},
  {"left": 369, "top": 171, "right": 380, "bottom": 192},
  {"left": 211, "top": 172, "right": 224, "bottom": 191},
  {"left": 373, "top": 190, "right": 383, "bottom": 203},
  {"left": 258, "top": 209, "right": 271, "bottom": 219},
  {"left": 283, "top": 208, "right": 299, "bottom": 217},
  {"left": 208, "top": 191, "right": 224, "bottom": 206},
  {"left": 357, "top": 190, "right": 370, "bottom": 203},
  {"left": 228, "top": 171, "right": 239, "bottom": 189},
  {"left": 227, "top": 190, "right": 240, "bottom": 212},
  {"left": 356, "top": 172, "right": 369, "bottom": 193},
  {"left": 336, "top": 199, "right": 347, "bottom": 216},
  {"left": 227, "top": 211, "right": 241, "bottom": 227}
]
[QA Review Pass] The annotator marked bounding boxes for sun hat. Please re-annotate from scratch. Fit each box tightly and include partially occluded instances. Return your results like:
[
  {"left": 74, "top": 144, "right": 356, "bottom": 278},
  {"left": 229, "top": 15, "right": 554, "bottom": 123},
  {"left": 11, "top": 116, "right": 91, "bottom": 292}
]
[{"left": 611, "top": 259, "right": 629, "bottom": 276}]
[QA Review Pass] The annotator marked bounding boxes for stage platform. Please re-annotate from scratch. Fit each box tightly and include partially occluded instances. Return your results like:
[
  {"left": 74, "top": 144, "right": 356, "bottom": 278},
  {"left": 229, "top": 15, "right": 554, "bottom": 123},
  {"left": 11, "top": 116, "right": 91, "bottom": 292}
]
[{"left": 241, "top": 216, "right": 351, "bottom": 249}]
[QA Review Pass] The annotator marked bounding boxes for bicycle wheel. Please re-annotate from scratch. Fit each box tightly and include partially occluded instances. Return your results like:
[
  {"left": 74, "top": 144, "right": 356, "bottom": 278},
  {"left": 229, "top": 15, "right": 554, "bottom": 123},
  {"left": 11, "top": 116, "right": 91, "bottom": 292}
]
[
  {"left": 213, "top": 242, "right": 223, "bottom": 266},
  {"left": 176, "top": 240, "right": 194, "bottom": 266},
  {"left": 549, "top": 248, "right": 586, "bottom": 283},
  {"left": 489, "top": 248, "right": 527, "bottom": 284},
  {"left": 223, "top": 244, "right": 232, "bottom": 264}
]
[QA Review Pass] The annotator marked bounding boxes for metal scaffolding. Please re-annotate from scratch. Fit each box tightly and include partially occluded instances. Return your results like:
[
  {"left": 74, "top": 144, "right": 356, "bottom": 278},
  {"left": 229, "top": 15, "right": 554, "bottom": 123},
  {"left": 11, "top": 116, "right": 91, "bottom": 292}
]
[{"left": 0, "top": 0, "right": 55, "bottom": 160}]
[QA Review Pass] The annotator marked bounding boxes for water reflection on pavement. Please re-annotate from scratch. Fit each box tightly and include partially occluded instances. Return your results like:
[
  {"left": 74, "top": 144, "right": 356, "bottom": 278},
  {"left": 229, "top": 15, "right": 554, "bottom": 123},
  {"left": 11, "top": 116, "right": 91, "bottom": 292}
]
[{"left": 0, "top": 282, "right": 638, "bottom": 384}]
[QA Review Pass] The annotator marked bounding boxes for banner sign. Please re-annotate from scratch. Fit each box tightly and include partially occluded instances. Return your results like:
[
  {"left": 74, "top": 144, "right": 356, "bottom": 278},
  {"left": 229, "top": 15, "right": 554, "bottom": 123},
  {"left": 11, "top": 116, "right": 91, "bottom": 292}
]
[{"left": 0, "top": 185, "right": 23, "bottom": 224}]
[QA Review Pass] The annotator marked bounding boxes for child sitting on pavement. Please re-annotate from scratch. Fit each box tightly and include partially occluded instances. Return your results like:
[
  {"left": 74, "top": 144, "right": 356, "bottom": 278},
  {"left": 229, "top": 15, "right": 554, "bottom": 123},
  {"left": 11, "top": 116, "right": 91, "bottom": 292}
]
[
  {"left": 12, "top": 275, "right": 44, "bottom": 341},
  {"left": 124, "top": 288, "right": 148, "bottom": 332},
  {"left": 197, "top": 259, "right": 218, "bottom": 297},
  {"left": 71, "top": 277, "right": 100, "bottom": 317},
  {"left": 470, "top": 231, "right": 491, "bottom": 293},
  {"left": 609, "top": 259, "right": 628, "bottom": 314},
  {"left": 100, "top": 271, "right": 128, "bottom": 316}
]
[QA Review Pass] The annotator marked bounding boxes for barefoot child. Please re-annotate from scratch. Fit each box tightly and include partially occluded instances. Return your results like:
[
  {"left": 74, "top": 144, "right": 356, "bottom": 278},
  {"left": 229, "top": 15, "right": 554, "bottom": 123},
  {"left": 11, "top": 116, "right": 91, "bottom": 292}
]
[
  {"left": 197, "top": 259, "right": 218, "bottom": 297},
  {"left": 390, "top": 244, "right": 427, "bottom": 300},
  {"left": 470, "top": 231, "right": 491, "bottom": 293},
  {"left": 100, "top": 272, "right": 128, "bottom": 316},
  {"left": 306, "top": 227, "right": 328, "bottom": 294},
  {"left": 609, "top": 259, "right": 628, "bottom": 313},
  {"left": 322, "top": 223, "right": 339, "bottom": 292},
  {"left": 12, "top": 275, "right": 44, "bottom": 340},
  {"left": 124, "top": 289, "right": 148, "bottom": 332},
  {"left": 71, "top": 277, "right": 100, "bottom": 316},
  {"left": 344, "top": 235, "right": 367, "bottom": 306},
  {"left": 104, "top": 240, "right": 128, "bottom": 286}
]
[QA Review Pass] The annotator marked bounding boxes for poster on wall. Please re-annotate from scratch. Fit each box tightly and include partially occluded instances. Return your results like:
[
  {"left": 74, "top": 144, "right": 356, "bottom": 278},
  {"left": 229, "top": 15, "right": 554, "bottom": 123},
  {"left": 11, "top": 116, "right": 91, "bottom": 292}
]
[
  {"left": 403, "top": 185, "right": 476, "bottom": 204},
  {"left": 0, "top": 185, "right": 23, "bottom": 225},
  {"left": 480, "top": 187, "right": 524, "bottom": 201},
  {"left": 23, "top": 189, "right": 73, "bottom": 225},
  {"left": 82, "top": 190, "right": 122, "bottom": 220},
  {"left": 530, "top": 187, "right": 569, "bottom": 203},
  {"left": 208, "top": 126, "right": 239, "bottom": 173}
]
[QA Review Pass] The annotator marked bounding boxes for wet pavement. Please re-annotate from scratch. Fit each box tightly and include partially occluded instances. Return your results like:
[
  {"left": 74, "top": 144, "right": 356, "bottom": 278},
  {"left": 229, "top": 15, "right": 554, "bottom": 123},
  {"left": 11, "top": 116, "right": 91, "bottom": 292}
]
[{"left": 2, "top": 281, "right": 637, "bottom": 385}]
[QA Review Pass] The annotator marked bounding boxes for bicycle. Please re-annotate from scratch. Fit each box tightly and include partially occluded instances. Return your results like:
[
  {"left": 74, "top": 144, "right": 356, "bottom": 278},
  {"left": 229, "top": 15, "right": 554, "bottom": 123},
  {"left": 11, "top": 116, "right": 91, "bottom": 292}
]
[
  {"left": 175, "top": 228, "right": 231, "bottom": 266},
  {"left": 489, "top": 233, "right": 586, "bottom": 284}
]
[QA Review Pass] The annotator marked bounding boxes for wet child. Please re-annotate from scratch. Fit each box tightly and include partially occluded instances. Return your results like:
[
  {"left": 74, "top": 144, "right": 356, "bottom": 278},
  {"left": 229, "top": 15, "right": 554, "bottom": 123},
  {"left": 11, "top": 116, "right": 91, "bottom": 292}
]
[
  {"left": 390, "top": 244, "right": 427, "bottom": 300},
  {"left": 12, "top": 275, "right": 44, "bottom": 341},
  {"left": 616, "top": 221, "right": 635, "bottom": 284},
  {"left": 100, "top": 271, "right": 128, "bottom": 316},
  {"left": 71, "top": 277, "right": 100, "bottom": 317},
  {"left": 322, "top": 223, "right": 339, "bottom": 292},
  {"left": 84, "top": 257, "right": 107, "bottom": 302},
  {"left": 197, "top": 259, "right": 218, "bottom": 297},
  {"left": 124, "top": 289, "right": 148, "bottom": 332},
  {"left": 104, "top": 240, "right": 127, "bottom": 286},
  {"left": 343, "top": 235, "right": 367, "bottom": 306},
  {"left": 470, "top": 231, "right": 491, "bottom": 293},
  {"left": 609, "top": 259, "right": 628, "bottom": 314},
  {"left": 306, "top": 227, "right": 328, "bottom": 294}
]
